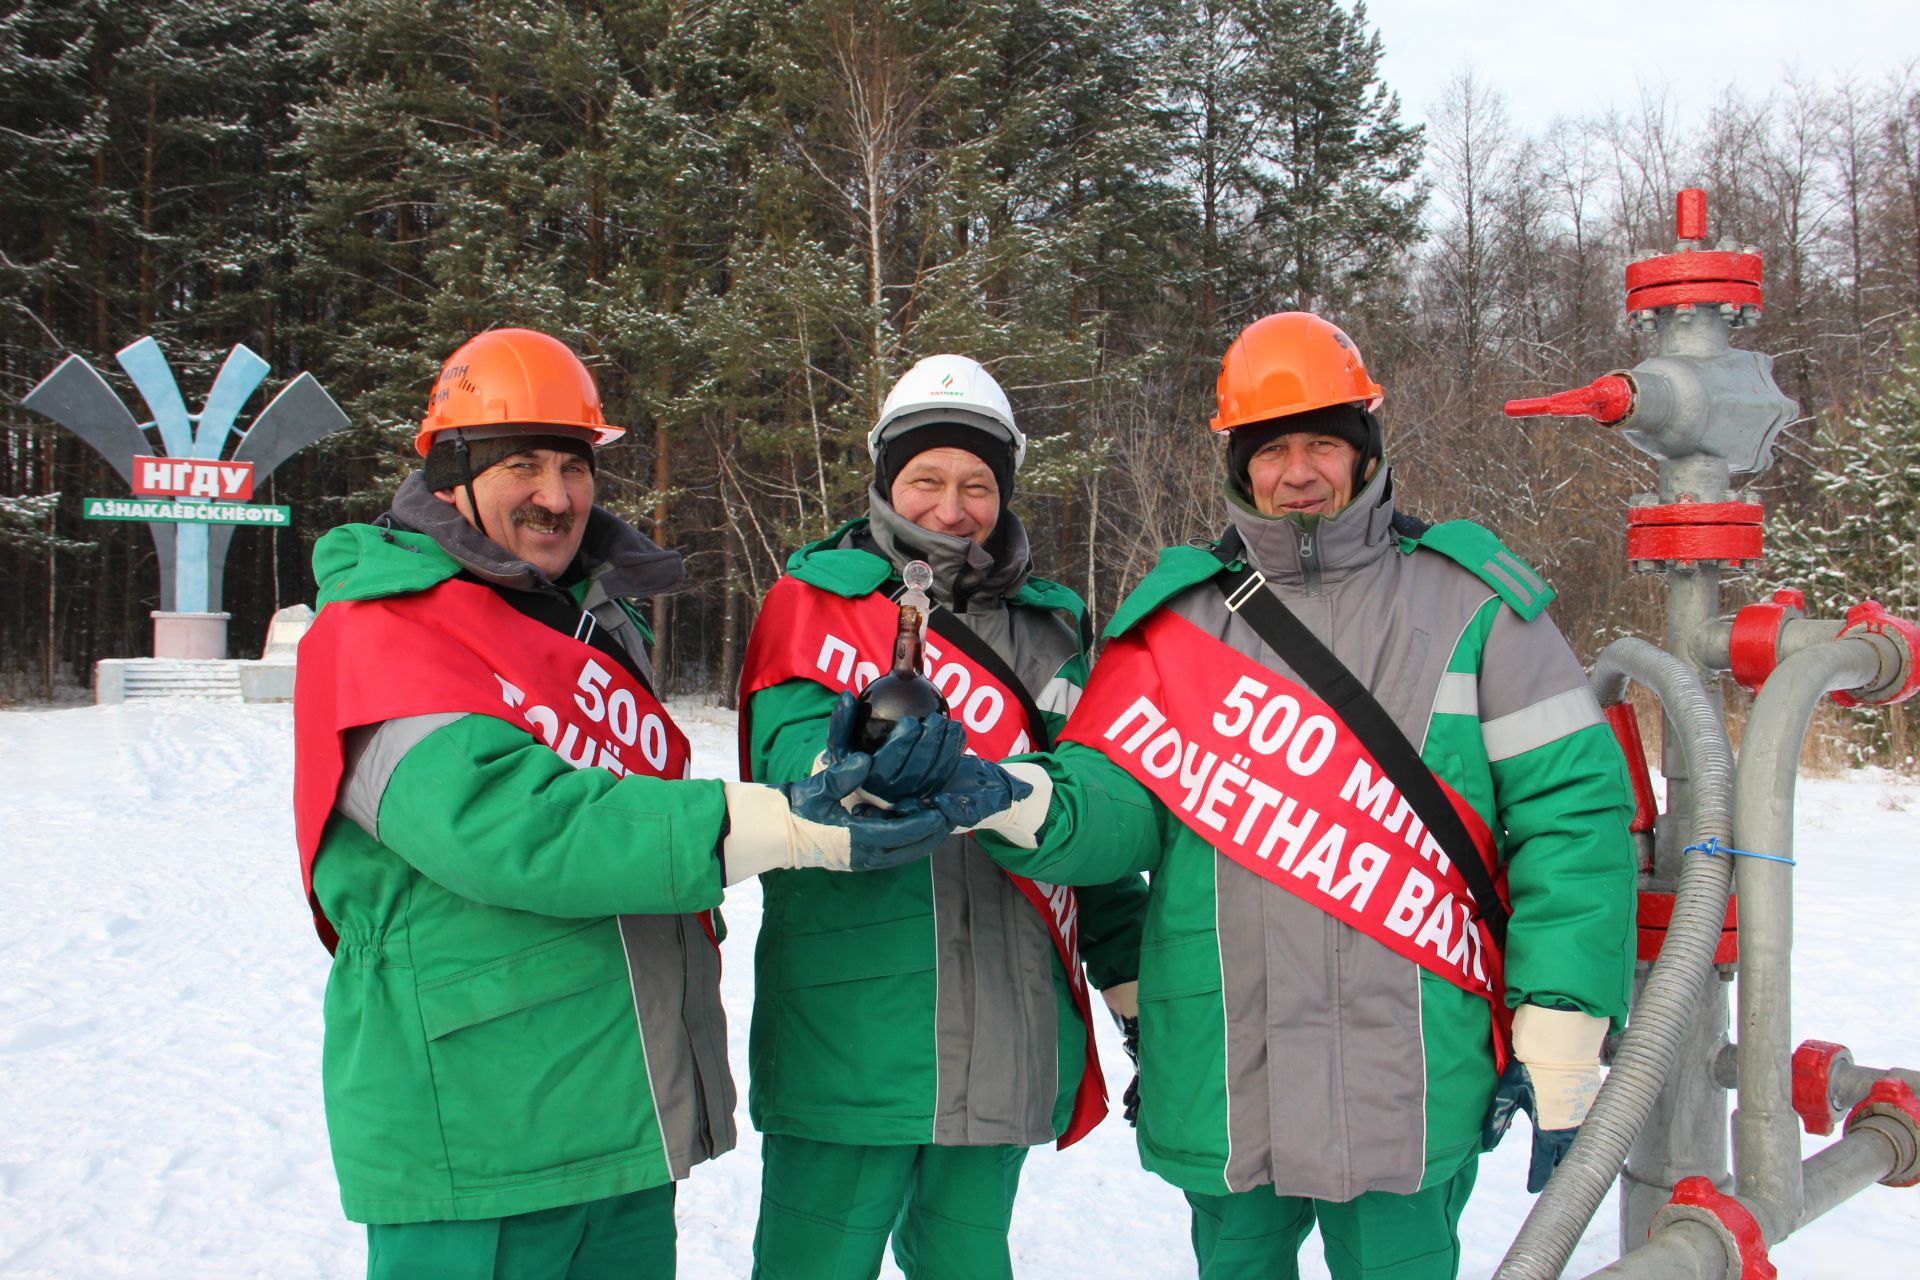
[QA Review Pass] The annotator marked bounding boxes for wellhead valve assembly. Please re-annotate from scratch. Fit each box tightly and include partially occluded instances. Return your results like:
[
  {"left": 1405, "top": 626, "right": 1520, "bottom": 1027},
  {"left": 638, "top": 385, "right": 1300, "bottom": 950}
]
[{"left": 1488, "top": 189, "right": 1920, "bottom": 1279}]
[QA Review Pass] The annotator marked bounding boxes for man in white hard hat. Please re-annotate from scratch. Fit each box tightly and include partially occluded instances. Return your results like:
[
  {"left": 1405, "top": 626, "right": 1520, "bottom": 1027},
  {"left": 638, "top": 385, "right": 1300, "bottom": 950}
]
[{"left": 736, "top": 355, "right": 1147, "bottom": 1279}]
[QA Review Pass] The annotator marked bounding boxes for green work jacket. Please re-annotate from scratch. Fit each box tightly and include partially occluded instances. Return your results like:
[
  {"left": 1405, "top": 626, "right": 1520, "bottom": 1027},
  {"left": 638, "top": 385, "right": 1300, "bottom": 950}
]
[
  {"left": 302, "top": 477, "right": 733, "bottom": 1224},
  {"left": 744, "top": 513, "right": 1146, "bottom": 1148},
  {"left": 980, "top": 473, "right": 1636, "bottom": 1200}
]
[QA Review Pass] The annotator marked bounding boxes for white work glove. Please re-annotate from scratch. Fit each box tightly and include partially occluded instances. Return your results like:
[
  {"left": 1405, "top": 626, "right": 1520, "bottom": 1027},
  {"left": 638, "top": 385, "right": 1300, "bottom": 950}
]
[
  {"left": 1484, "top": 1003, "right": 1609, "bottom": 1192},
  {"left": 719, "top": 759, "right": 950, "bottom": 884},
  {"left": 1514, "top": 1004, "right": 1608, "bottom": 1131}
]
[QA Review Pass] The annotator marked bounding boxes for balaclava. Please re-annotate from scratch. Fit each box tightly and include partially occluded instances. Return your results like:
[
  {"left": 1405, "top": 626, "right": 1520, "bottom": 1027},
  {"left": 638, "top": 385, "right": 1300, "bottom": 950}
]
[
  {"left": 875, "top": 420, "right": 1016, "bottom": 508},
  {"left": 423, "top": 431, "right": 596, "bottom": 494},
  {"left": 1227, "top": 402, "right": 1380, "bottom": 500}
]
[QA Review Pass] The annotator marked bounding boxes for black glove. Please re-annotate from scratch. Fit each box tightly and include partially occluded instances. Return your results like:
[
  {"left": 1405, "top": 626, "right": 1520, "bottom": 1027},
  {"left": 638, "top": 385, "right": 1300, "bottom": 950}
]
[
  {"left": 1118, "top": 1013, "right": 1142, "bottom": 1127},
  {"left": 1483, "top": 1059, "right": 1580, "bottom": 1193}
]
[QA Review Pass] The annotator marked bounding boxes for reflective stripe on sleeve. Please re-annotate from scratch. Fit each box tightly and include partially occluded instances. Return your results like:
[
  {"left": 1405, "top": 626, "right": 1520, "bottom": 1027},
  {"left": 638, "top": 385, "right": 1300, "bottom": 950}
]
[
  {"left": 1481, "top": 686, "right": 1603, "bottom": 762},
  {"left": 1035, "top": 676, "right": 1082, "bottom": 717},
  {"left": 1432, "top": 671, "right": 1478, "bottom": 718}
]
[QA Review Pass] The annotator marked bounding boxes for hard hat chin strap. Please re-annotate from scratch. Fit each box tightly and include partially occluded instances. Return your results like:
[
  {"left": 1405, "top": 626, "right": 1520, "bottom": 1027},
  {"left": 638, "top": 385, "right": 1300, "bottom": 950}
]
[{"left": 453, "top": 430, "right": 488, "bottom": 541}]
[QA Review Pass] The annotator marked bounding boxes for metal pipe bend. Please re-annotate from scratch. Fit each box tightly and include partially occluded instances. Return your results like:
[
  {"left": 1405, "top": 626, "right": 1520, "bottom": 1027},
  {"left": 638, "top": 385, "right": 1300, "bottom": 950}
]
[
  {"left": 1727, "top": 637, "right": 1884, "bottom": 1235},
  {"left": 1496, "top": 638, "right": 1735, "bottom": 1280}
]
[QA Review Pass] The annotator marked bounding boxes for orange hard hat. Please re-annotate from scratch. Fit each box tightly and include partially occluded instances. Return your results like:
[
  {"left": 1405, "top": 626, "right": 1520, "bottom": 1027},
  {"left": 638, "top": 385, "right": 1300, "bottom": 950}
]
[
  {"left": 1210, "top": 312, "right": 1384, "bottom": 433},
  {"left": 414, "top": 328, "right": 625, "bottom": 456}
]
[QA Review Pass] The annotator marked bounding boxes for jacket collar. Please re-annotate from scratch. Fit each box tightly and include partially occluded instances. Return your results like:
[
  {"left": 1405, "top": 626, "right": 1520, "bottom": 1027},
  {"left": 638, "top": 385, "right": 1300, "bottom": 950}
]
[
  {"left": 861, "top": 485, "right": 1032, "bottom": 611},
  {"left": 385, "top": 471, "right": 685, "bottom": 600},
  {"left": 1225, "top": 466, "right": 1399, "bottom": 584}
]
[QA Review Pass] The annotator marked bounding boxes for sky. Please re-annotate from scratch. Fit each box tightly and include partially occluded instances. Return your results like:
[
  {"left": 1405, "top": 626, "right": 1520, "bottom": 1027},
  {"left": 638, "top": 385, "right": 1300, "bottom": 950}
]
[{"left": 1365, "top": 0, "right": 1919, "bottom": 131}]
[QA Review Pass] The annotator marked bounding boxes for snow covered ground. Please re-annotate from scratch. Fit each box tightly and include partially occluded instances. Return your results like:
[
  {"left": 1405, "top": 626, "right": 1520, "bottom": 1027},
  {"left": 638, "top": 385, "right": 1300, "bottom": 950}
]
[{"left": 2, "top": 699, "right": 1916, "bottom": 1278}]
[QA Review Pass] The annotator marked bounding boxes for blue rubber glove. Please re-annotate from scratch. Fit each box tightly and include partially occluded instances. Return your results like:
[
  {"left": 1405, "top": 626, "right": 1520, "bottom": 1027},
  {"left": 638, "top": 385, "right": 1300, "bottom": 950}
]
[
  {"left": 1483, "top": 1004, "right": 1606, "bottom": 1193},
  {"left": 822, "top": 692, "right": 968, "bottom": 805},
  {"left": 1483, "top": 1059, "right": 1578, "bottom": 1193},
  {"left": 822, "top": 690, "right": 861, "bottom": 763},
  {"left": 925, "top": 753, "right": 1034, "bottom": 828},
  {"left": 780, "top": 754, "right": 952, "bottom": 871},
  {"left": 869, "top": 716, "right": 968, "bottom": 804}
]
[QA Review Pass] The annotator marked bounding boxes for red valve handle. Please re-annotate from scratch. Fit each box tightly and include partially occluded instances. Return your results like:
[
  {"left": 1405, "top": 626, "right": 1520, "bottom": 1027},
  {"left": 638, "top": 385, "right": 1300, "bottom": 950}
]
[
  {"left": 1503, "top": 374, "right": 1635, "bottom": 424},
  {"left": 1676, "top": 188, "right": 1708, "bottom": 243}
]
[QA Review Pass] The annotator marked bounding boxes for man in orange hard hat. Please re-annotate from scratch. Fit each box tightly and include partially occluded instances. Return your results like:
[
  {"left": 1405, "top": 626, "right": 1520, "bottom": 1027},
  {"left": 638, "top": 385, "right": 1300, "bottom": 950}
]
[
  {"left": 953, "top": 312, "right": 1637, "bottom": 1278},
  {"left": 293, "top": 328, "right": 977, "bottom": 1279}
]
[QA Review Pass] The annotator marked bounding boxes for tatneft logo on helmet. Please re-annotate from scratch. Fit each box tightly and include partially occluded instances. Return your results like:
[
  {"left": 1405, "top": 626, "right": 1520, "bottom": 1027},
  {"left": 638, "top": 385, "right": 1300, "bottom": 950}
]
[{"left": 934, "top": 372, "right": 963, "bottom": 396}]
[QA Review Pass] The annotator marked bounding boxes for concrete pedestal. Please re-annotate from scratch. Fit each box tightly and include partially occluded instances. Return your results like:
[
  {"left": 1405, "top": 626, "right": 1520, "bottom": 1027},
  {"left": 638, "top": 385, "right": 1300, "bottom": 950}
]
[{"left": 152, "top": 611, "right": 230, "bottom": 659}]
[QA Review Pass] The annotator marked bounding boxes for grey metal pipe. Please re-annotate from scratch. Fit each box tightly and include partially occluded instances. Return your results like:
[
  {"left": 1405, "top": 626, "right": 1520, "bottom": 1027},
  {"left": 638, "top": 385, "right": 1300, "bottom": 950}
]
[
  {"left": 1833, "top": 1061, "right": 1920, "bottom": 1106},
  {"left": 1800, "top": 1118, "right": 1911, "bottom": 1224},
  {"left": 1579, "top": 1123, "right": 1907, "bottom": 1279},
  {"left": 1687, "top": 617, "right": 1848, "bottom": 674},
  {"left": 1712, "top": 1042, "right": 1920, "bottom": 1113},
  {"left": 1580, "top": 1219, "right": 1726, "bottom": 1280},
  {"left": 1495, "top": 638, "right": 1735, "bottom": 1280},
  {"left": 1728, "top": 637, "right": 1882, "bottom": 1238}
]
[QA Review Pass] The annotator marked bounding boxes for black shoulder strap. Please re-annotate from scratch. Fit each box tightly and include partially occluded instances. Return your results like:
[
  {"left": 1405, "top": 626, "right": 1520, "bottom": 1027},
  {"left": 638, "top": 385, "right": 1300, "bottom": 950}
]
[
  {"left": 923, "top": 602, "right": 1057, "bottom": 752},
  {"left": 1210, "top": 530, "right": 1509, "bottom": 947}
]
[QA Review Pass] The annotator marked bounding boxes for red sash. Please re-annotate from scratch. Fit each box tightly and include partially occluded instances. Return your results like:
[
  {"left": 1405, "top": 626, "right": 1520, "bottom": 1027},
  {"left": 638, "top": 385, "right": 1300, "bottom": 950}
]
[
  {"left": 738, "top": 575, "right": 1107, "bottom": 1147},
  {"left": 1060, "top": 608, "right": 1510, "bottom": 1066},
  {"left": 294, "top": 576, "right": 694, "bottom": 953}
]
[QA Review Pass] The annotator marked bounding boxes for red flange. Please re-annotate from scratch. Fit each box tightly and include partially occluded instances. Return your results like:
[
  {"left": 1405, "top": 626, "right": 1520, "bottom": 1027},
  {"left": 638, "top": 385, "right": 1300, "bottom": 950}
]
[
  {"left": 1792, "top": 1039, "right": 1852, "bottom": 1136},
  {"left": 1654, "top": 1176, "right": 1777, "bottom": 1278},
  {"left": 1637, "top": 890, "right": 1738, "bottom": 964},
  {"left": 1625, "top": 281, "right": 1765, "bottom": 314},
  {"left": 1844, "top": 1079, "right": 1920, "bottom": 1186},
  {"left": 1626, "top": 251, "right": 1763, "bottom": 292},
  {"left": 1729, "top": 590, "right": 1807, "bottom": 695},
  {"left": 1831, "top": 600, "right": 1920, "bottom": 708},
  {"left": 1627, "top": 501, "right": 1766, "bottom": 526},
  {"left": 1625, "top": 501, "right": 1765, "bottom": 568},
  {"left": 1623, "top": 189, "right": 1767, "bottom": 317}
]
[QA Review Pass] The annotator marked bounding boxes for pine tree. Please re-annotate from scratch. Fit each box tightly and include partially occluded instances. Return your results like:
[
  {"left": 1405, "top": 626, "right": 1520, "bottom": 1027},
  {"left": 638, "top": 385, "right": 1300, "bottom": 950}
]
[
  {"left": 2, "top": 0, "right": 322, "bottom": 685},
  {"left": 0, "top": 492, "right": 91, "bottom": 554},
  {"left": 1155, "top": 0, "right": 1268, "bottom": 345},
  {"left": 1237, "top": 0, "right": 1424, "bottom": 318},
  {"left": 1771, "top": 324, "right": 1920, "bottom": 766}
]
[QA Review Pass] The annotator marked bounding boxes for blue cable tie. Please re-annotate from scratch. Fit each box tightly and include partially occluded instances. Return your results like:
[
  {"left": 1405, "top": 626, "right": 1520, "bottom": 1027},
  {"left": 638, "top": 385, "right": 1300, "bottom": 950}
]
[{"left": 1682, "top": 837, "right": 1796, "bottom": 867}]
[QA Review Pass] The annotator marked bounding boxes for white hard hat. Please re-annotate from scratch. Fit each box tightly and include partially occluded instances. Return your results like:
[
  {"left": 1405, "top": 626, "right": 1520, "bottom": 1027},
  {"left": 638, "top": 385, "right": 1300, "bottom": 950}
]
[{"left": 867, "top": 354, "right": 1027, "bottom": 471}]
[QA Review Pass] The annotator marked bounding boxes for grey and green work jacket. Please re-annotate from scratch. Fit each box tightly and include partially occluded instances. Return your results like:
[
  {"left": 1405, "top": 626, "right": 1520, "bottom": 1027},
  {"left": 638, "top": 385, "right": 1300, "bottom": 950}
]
[
  {"left": 981, "top": 468, "right": 1637, "bottom": 1199},
  {"left": 743, "top": 492, "right": 1148, "bottom": 1147}
]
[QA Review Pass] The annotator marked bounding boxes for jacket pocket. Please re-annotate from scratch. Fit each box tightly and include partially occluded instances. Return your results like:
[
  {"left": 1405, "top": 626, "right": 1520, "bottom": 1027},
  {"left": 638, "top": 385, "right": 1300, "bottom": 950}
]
[
  {"left": 416, "top": 922, "right": 653, "bottom": 1187},
  {"left": 758, "top": 915, "right": 938, "bottom": 1127},
  {"left": 1136, "top": 931, "right": 1230, "bottom": 1165},
  {"left": 774, "top": 915, "right": 936, "bottom": 990},
  {"left": 1137, "top": 930, "right": 1222, "bottom": 1001}
]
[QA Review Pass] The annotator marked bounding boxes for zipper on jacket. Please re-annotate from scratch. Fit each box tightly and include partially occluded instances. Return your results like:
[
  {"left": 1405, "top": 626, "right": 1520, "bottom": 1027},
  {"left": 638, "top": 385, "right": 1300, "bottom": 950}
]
[{"left": 1297, "top": 525, "right": 1323, "bottom": 596}]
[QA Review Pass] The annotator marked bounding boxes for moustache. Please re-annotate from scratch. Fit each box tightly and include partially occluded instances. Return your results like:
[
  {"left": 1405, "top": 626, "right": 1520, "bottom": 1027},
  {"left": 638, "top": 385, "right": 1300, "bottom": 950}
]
[{"left": 510, "top": 505, "right": 576, "bottom": 536}]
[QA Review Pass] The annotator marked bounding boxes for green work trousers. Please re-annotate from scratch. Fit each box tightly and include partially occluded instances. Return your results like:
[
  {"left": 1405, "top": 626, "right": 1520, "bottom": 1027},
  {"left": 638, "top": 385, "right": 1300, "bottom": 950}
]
[
  {"left": 365, "top": 1184, "right": 677, "bottom": 1280},
  {"left": 751, "top": 1134, "right": 1028, "bottom": 1280},
  {"left": 1185, "top": 1157, "right": 1478, "bottom": 1280}
]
